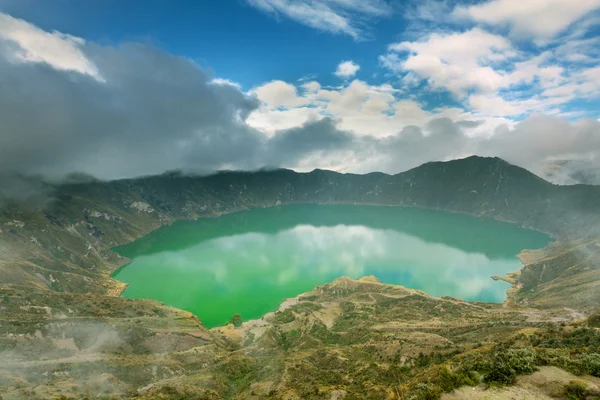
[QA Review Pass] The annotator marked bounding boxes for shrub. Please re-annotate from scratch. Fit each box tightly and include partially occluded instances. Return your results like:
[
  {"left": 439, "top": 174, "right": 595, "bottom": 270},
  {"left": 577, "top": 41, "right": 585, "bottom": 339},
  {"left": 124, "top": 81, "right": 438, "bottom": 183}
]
[
  {"left": 272, "top": 309, "right": 295, "bottom": 324},
  {"left": 587, "top": 311, "right": 600, "bottom": 328},
  {"left": 484, "top": 348, "right": 536, "bottom": 385},
  {"left": 564, "top": 379, "right": 588, "bottom": 400},
  {"left": 535, "top": 348, "right": 585, "bottom": 375},
  {"left": 437, "top": 367, "right": 478, "bottom": 392},
  {"left": 580, "top": 353, "right": 600, "bottom": 377},
  {"left": 412, "top": 382, "right": 442, "bottom": 400},
  {"left": 230, "top": 314, "right": 242, "bottom": 327}
]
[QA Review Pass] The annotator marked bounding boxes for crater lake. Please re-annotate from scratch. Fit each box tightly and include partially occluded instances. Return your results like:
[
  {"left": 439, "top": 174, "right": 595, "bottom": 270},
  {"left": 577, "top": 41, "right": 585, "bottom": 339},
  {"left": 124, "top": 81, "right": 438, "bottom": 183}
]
[{"left": 112, "top": 204, "right": 551, "bottom": 328}]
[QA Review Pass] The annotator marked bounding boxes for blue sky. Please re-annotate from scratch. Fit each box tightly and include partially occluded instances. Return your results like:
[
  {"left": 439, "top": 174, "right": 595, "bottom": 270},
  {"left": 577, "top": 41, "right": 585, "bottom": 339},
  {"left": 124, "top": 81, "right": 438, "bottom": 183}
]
[
  {"left": 0, "top": 0, "right": 599, "bottom": 182},
  {"left": 0, "top": 0, "right": 399, "bottom": 88},
  {"left": 2, "top": 0, "right": 596, "bottom": 119}
]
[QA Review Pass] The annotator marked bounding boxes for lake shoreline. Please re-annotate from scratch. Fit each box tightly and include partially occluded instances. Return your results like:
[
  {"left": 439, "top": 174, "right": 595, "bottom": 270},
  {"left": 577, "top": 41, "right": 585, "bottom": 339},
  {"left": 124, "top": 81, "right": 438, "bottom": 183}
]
[{"left": 109, "top": 203, "right": 551, "bottom": 328}]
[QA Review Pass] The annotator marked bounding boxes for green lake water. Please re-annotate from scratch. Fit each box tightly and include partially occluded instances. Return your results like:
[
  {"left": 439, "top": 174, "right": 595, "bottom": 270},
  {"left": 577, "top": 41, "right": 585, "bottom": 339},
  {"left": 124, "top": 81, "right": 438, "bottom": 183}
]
[{"left": 112, "top": 204, "right": 551, "bottom": 328}]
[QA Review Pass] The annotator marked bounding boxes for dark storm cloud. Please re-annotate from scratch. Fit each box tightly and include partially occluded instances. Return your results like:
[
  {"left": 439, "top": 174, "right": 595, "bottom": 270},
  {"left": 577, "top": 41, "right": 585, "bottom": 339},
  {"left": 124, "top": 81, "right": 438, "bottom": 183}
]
[
  {"left": 456, "top": 120, "right": 484, "bottom": 129},
  {"left": 0, "top": 39, "right": 266, "bottom": 179},
  {"left": 0, "top": 37, "right": 364, "bottom": 181},
  {"left": 266, "top": 118, "right": 354, "bottom": 165},
  {"left": 0, "top": 30, "right": 432, "bottom": 182},
  {"left": 477, "top": 115, "right": 600, "bottom": 183},
  {"left": 355, "top": 118, "right": 473, "bottom": 173}
]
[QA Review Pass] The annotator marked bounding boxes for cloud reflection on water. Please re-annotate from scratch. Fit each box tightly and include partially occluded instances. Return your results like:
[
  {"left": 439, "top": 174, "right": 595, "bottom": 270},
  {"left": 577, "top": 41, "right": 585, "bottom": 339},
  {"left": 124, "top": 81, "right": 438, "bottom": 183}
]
[{"left": 133, "top": 224, "right": 517, "bottom": 303}]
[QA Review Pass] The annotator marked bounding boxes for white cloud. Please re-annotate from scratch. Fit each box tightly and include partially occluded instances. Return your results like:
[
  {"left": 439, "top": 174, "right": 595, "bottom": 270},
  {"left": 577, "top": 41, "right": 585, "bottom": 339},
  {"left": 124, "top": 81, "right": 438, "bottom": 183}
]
[
  {"left": 273, "top": 113, "right": 600, "bottom": 181},
  {"left": 302, "top": 81, "right": 321, "bottom": 93},
  {"left": 454, "top": 0, "right": 600, "bottom": 41},
  {"left": 0, "top": 12, "right": 102, "bottom": 81},
  {"left": 505, "top": 52, "right": 558, "bottom": 86},
  {"left": 250, "top": 80, "right": 308, "bottom": 108},
  {"left": 580, "top": 67, "right": 600, "bottom": 96},
  {"left": 380, "top": 21, "right": 600, "bottom": 120},
  {"left": 468, "top": 94, "right": 524, "bottom": 117},
  {"left": 246, "top": 0, "right": 391, "bottom": 39},
  {"left": 246, "top": 106, "right": 324, "bottom": 134},
  {"left": 535, "top": 65, "right": 600, "bottom": 108},
  {"left": 247, "top": 78, "right": 510, "bottom": 139},
  {"left": 210, "top": 78, "right": 242, "bottom": 89},
  {"left": 334, "top": 60, "right": 360, "bottom": 78},
  {"left": 382, "top": 28, "right": 512, "bottom": 96},
  {"left": 553, "top": 37, "right": 600, "bottom": 65},
  {"left": 248, "top": 79, "right": 404, "bottom": 137}
]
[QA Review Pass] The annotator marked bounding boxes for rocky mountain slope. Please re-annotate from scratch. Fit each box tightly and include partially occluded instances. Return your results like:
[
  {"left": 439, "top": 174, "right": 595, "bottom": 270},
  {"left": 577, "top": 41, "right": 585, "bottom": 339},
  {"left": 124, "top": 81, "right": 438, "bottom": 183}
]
[{"left": 1, "top": 156, "right": 599, "bottom": 399}]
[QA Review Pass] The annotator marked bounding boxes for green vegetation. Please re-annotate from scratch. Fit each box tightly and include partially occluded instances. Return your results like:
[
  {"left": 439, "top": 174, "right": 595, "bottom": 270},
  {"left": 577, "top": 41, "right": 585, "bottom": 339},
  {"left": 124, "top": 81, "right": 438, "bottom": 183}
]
[
  {"left": 272, "top": 309, "right": 296, "bottom": 324},
  {"left": 229, "top": 313, "right": 242, "bottom": 327},
  {"left": 482, "top": 347, "right": 536, "bottom": 385},
  {"left": 565, "top": 379, "right": 588, "bottom": 400},
  {"left": 588, "top": 310, "right": 600, "bottom": 328}
]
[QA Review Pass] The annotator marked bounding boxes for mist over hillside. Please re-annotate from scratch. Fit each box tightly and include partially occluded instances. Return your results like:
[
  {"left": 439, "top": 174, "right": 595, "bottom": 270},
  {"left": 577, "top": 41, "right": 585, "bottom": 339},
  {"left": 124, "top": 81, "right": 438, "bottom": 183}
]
[{"left": 542, "top": 159, "right": 600, "bottom": 186}]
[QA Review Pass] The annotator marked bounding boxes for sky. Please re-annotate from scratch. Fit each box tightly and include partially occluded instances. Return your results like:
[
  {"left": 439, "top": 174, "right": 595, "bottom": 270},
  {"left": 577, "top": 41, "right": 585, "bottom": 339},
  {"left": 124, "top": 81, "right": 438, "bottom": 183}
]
[{"left": 0, "top": 0, "right": 599, "bottom": 183}]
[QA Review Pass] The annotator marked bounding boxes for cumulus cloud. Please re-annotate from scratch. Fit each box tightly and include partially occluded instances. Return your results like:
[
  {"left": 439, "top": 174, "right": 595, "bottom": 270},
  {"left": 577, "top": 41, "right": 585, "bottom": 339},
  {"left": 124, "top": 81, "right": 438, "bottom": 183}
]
[
  {"left": 210, "top": 78, "right": 243, "bottom": 89},
  {"left": 334, "top": 60, "right": 360, "bottom": 78},
  {"left": 246, "top": 0, "right": 391, "bottom": 39},
  {"left": 0, "top": 36, "right": 267, "bottom": 179},
  {"left": 246, "top": 106, "right": 324, "bottom": 134},
  {"left": 302, "top": 80, "right": 321, "bottom": 93},
  {"left": 247, "top": 78, "right": 504, "bottom": 138},
  {"left": 0, "top": 14, "right": 351, "bottom": 180},
  {"left": 0, "top": 12, "right": 102, "bottom": 80},
  {"left": 250, "top": 80, "right": 309, "bottom": 108},
  {"left": 478, "top": 115, "right": 600, "bottom": 179},
  {"left": 454, "top": 0, "right": 600, "bottom": 41},
  {"left": 379, "top": 19, "right": 600, "bottom": 120},
  {"left": 381, "top": 28, "right": 513, "bottom": 96}
]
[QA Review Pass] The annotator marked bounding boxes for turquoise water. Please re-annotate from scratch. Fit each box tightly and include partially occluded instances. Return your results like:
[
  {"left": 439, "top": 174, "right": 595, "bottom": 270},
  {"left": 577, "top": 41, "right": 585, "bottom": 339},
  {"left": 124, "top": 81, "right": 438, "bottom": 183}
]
[{"left": 113, "top": 204, "right": 550, "bottom": 328}]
